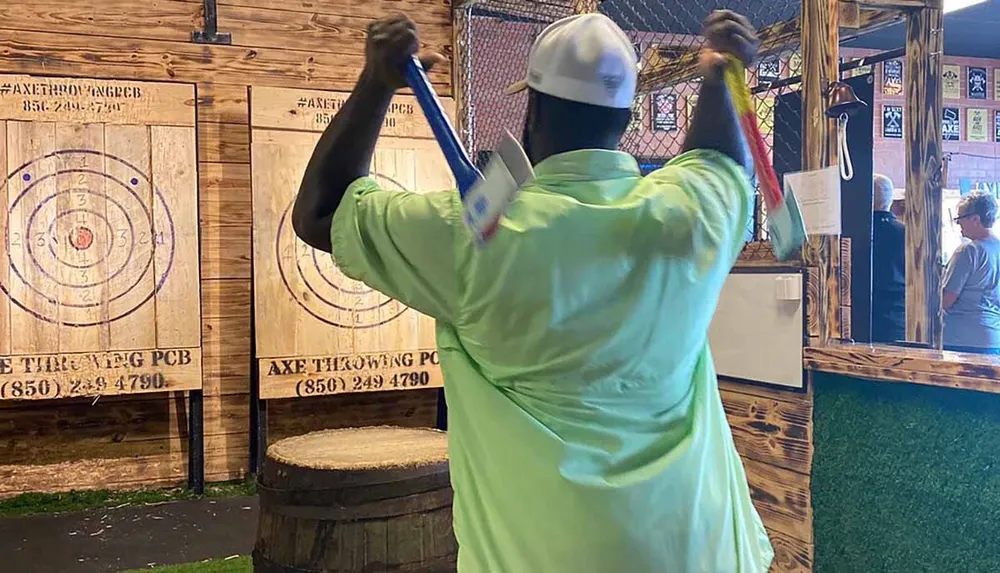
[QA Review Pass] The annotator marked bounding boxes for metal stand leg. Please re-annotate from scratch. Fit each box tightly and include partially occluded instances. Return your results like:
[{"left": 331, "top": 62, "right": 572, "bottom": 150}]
[
  {"left": 435, "top": 388, "right": 448, "bottom": 431},
  {"left": 188, "top": 390, "right": 205, "bottom": 494},
  {"left": 251, "top": 396, "right": 268, "bottom": 476}
]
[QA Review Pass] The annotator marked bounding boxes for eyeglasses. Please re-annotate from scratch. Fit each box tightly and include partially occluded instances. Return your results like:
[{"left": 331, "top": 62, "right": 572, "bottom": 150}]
[{"left": 953, "top": 213, "right": 975, "bottom": 223}]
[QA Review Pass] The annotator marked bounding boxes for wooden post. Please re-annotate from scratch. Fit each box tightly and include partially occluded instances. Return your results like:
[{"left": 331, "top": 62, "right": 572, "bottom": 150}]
[
  {"left": 801, "top": 0, "right": 841, "bottom": 344},
  {"left": 904, "top": 3, "right": 944, "bottom": 347}
]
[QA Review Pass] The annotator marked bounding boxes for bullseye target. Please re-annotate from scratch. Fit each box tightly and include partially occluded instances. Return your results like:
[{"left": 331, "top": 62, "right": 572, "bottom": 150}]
[
  {"left": 251, "top": 86, "right": 454, "bottom": 382},
  {"left": 2, "top": 149, "right": 174, "bottom": 327},
  {"left": 274, "top": 172, "right": 408, "bottom": 329}
]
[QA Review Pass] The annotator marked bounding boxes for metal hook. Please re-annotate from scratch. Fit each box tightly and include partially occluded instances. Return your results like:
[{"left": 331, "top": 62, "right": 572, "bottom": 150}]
[{"left": 192, "top": 0, "right": 232, "bottom": 45}]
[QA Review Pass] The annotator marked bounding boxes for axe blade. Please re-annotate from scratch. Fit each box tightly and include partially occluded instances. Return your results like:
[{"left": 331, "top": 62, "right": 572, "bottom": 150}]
[
  {"left": 766, "top": 188, "right": 808, "bottom": 261},
  {"left": 462, "top": 130, "right": 533, "bottom": 244},
  {"left": 403, "top": 57, "right": 533, "bottom": 244}
]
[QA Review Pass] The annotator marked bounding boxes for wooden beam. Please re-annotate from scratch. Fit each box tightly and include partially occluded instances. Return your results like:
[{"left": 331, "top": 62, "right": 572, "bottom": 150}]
[
  {"left": 853, "top": 0, "right": 942, "bottom": 8},
  {"left": 637, "top": 7, "right": 904, "bottom": 94},
  {"left": 804, "top": 343, "right": 1000, "bottom": 394},
  {"left": 639, "top": 18, "right": 795, "bottom": 93},
  {"left": 857, "top": 5, "right": 909, "bottom": 29},
  {"left": 904, "top": 6, "right": 944, "bottom": 347},
  {"left": 461, "top": 0, "right": 577, "bottom": 20},
  {"left": 801, "top": 0, "right": 842, "bottom": 344}
]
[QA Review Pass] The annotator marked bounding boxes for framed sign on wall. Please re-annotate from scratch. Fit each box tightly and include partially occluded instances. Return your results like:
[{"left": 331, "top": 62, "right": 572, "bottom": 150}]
[
  {"left": 968, "top": 67, "right": 988, "bottom": 100},
  {"left": 652, "top": 93, "right": 677, "bottom": 132},
  {"left": 757, "top": 56, "right": 781, "bottom": 83},
  {"left": 968, "top": 108, "right": 988, "bottom": 142},
  {"left": 943, "top": 107, "right": 961, "bottom": 141},
  {"left": 883, "top": 60, "right": 903, "bottom": 96},
  {"left": 943, "top": 65, "right": 961, "bottom": 100},
  {"left": 628, "top": 95, "right": 645, "bottom": 132},
  {"left": 787, "top": 50, "right": 802, "bottom": 75},
  {"left": 882, "top": 105, "right": 903, "bottom": 139}
]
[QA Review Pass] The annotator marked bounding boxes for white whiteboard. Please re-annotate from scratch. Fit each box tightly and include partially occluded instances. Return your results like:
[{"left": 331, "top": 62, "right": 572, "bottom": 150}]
[{"left": 708, "top": 271, "right": 804, "bottom": 388}]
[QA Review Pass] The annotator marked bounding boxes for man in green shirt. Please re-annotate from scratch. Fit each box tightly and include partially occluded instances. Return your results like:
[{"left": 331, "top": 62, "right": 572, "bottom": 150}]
[{"left": 293, "top": 9, "right": 773, "bottom": 573}]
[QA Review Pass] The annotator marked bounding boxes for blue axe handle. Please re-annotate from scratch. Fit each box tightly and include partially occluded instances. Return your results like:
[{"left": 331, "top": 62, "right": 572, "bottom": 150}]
[{"left": 402, "top": 56, "right": 482, "bottom": 198}]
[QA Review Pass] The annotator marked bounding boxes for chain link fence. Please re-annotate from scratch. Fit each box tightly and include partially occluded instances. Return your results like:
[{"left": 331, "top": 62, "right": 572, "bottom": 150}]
[{"left": 454, "top": 0, "right": 806, "bottom": 249}]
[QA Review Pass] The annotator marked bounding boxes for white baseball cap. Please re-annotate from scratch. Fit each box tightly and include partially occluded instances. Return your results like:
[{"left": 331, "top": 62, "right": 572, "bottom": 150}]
[{"left": 506, "top": 13, "right": 638, "bottom": 109}]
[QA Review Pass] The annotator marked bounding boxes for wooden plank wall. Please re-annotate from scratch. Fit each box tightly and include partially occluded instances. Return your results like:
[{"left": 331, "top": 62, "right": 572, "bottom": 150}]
[
  {"left": 731, "top": 244, "right": 815, "bottom": 571},
  {"left": 720, "top": 380, "right": 814, "bottom": 573},
  {"left": 0, "top": 0, "right": 452, "bottom": 496}
]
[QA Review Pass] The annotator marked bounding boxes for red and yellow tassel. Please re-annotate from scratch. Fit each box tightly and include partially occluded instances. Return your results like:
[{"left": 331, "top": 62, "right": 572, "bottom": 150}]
[{"left": 723, "top": 56, "right": 783, "bottom": 212}]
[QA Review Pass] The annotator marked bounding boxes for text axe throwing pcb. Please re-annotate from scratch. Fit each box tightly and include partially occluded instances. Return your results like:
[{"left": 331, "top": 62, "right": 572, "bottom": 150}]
[
  {"left": 0, "top": 75, "right": 202, "bottom": 401},
  {"left": 249, "top": 86, "right": 456, "bottom": 400}
]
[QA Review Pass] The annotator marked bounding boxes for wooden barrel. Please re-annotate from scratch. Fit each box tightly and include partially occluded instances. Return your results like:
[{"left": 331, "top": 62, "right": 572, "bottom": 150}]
[{"left": 253, "top": 426, "right": 457, "bottom": 573}]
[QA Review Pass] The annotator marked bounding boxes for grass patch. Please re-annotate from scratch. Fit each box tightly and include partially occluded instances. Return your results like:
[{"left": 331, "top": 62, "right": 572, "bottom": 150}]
[
  {"left": 0, "top": 479, "right": 255, "bottom": 518},
  {"left": 121, "top": 556, "right": 252, "bottom": 573},
  {"left": 813, "top": 373, "right": 1000, "bottom": 572}
]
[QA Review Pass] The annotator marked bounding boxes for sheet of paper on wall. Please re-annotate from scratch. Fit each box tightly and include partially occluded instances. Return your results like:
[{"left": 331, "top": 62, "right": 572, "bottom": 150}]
[{"left": 782, "top": 166, "right": 841, "bottom": 235}]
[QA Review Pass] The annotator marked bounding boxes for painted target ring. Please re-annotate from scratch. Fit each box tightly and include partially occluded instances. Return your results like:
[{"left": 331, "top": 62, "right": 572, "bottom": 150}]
[
  {"left": 1, "top": 150, "right": 175, "bottom": 327},
  {"left": 276, "top": 172, "right": 409, "bottom": 328},
  {"left": 47, "top": 207, "right": 116, "bottom": 269}
]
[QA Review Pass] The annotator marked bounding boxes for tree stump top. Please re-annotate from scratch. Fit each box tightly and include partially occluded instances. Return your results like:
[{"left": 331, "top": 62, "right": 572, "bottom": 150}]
[{"left": 267, "top": 426, "right": 448, "bottom": 472}]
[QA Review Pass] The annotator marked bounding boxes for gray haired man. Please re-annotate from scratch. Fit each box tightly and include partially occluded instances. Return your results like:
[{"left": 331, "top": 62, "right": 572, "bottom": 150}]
[{"left": 871, "top": 174, "right": 905, "bottom": 343}]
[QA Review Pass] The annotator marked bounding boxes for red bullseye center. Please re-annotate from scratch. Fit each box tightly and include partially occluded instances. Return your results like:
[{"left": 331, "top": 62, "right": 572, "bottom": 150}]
[{"left": 70, "top": 226, "right": 94, "bottom": 251}]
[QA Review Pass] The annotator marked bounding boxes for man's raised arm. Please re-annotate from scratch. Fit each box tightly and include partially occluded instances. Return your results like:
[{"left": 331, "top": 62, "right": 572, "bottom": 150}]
[
  {"left": 682, "top": 10, "right": 759, "bottom": 172},
  {"left": 292, "top": 15, "right": 445, "bottom": 252}
]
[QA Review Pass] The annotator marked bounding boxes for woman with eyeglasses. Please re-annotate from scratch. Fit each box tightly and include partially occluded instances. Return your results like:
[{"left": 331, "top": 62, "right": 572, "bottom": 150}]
[{"left": 943, "top": 191, "right": 1000, "bottom": 354}]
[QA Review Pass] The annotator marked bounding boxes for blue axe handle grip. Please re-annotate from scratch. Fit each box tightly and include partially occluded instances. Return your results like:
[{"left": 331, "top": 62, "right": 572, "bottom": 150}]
[{"left": 402, "top": 56, "right": 482, "bottom": 197}]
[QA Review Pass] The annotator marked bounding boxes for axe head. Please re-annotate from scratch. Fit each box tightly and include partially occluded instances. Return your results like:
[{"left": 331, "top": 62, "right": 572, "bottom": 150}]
[
  {"left": 461, "top": 130, "right": 534, "bottom": 244},
  {"left": 766, "top": 188, "right": 808, "bottom": 261}
]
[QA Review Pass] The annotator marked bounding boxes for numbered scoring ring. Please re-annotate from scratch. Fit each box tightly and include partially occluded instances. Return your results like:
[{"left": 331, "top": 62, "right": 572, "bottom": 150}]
[
  {"left": 276, "top": 172, "right": 409, "bottom": 329},
  {"left": 1, "top": 150, "right": 175, "bottom": 327}
]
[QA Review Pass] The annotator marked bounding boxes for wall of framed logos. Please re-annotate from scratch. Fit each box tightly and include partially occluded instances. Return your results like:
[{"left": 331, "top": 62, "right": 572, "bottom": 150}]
[{"left": 859, "top": 49, "right": 1000, "bottom": 194}]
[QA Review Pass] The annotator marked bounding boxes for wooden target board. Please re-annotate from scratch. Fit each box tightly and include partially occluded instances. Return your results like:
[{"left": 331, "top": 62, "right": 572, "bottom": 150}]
[
  {"left": 250, "top": 86, "right": 455, "bottom": 400},
  {"left": 0, "top": 75, "right": 202, "bottom": 400}
]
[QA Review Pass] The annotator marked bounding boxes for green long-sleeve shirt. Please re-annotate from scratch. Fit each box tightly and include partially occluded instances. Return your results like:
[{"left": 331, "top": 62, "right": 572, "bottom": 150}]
[{"left": 330, "top": 148, "right": 774, "bottom": 572}]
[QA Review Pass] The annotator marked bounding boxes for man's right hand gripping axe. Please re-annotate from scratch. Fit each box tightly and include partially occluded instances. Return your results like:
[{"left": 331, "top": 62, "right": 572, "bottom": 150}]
[{"left": 701, "top": 10, "right": 807, "bottom": 261}]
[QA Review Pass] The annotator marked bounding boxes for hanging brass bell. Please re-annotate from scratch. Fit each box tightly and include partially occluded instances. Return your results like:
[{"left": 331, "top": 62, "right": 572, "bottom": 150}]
[{"left": 825, "top": 81, "right": 868, "bottom": 118}]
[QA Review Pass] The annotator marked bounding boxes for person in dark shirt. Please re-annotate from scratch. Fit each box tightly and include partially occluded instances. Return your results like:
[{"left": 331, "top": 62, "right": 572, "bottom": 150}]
[{"left": 871, "top": 174, "right": 906, "bottom": 343}]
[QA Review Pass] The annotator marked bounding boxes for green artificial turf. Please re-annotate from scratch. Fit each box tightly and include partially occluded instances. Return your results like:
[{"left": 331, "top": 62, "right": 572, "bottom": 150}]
[
  {"left": 812, "top": 372, "right": 1000, "bottom": 572},
  {"left": 121, "top": 556, "right": 251, "bottom": 573},
  {"left": 0, "top": 479, "right": 255, "bottom": 518}
]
